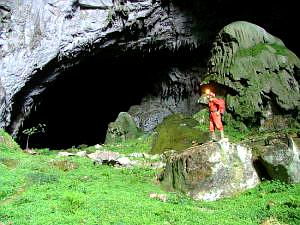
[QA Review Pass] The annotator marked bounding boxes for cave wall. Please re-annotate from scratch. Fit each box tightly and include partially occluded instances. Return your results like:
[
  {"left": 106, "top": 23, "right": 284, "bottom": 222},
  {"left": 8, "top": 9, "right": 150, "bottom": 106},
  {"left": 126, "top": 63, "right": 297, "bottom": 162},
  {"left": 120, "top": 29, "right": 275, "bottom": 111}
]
[
  {"left": 0, "top": 0, "right": 203, "bottom": 137},
  {"left": 0, "top": 0, "right": 299, "bottom": 141}
]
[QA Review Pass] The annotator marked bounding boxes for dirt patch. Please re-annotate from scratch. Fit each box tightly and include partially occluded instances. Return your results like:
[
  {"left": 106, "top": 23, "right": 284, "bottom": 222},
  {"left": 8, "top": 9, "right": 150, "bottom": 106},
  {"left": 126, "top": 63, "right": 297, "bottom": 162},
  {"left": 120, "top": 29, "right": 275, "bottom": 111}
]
[
  {"left": 50, "top": 160, "right": 78, "bottom": 171},
  {"left": 0, "top": 158, "right": 19, "bottom": 169}
]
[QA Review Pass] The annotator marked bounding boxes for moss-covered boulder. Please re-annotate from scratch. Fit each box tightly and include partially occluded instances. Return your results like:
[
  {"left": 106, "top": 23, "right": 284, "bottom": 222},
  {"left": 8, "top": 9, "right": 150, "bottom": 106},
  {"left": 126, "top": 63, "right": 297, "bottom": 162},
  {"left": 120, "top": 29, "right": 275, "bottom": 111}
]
[
  {"left": 159, "top": 140, "right": 260, "bottom": 201},
  {"left": 202, "top": 21, "right": 300, "bottom": 128},
  {"left": 105, "top": 112, "right": 142, "bottom": 144},
  {"left": 150, "top": 113, "right": 209, "bottom": 154},
  {"left": 193, "top": 108, "right": 209, "bottom": 128}
]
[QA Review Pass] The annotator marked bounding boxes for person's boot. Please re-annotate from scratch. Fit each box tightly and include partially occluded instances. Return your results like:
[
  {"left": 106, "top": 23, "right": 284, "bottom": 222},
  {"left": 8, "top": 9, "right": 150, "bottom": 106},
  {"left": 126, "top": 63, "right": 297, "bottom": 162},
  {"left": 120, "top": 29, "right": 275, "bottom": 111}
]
[
  {"left": 210, "top": 132, "right": 217, "bottom": 142},
  {"left": 220, "top": 130, "right": 226, "bottom": 141}
]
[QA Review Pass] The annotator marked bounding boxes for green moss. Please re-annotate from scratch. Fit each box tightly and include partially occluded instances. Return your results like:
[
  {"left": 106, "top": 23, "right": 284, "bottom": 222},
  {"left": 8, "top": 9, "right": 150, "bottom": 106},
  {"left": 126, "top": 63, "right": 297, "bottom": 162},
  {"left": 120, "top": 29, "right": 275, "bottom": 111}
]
[
  {"left": 235, "top": 43, "right": 287, "bottom": 58},
  {"left": 269, "top": 43, "right": 288, "bottom": 56},
  {"left": 236, "top": 43, "right": 268, "bottom": 57},
  {"left": 0, "top": 129, "right": 21, "bottom": 152},
  {"left": 105, "top": 112, "right": 142, "bottom": 144},
  {"left": 151, "top": 114, "right": 209, "bottom": 154},
  {"left": 193, "top": 108, "right": 210, "bottom": 131}
]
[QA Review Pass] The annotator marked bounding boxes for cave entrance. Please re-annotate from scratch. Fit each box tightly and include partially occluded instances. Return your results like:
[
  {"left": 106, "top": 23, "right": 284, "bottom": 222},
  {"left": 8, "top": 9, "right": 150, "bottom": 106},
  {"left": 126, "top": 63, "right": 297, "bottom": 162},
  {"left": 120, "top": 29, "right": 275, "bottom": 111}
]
[{"left": 18, "top": 52, "right": 171, "bottom": 150}]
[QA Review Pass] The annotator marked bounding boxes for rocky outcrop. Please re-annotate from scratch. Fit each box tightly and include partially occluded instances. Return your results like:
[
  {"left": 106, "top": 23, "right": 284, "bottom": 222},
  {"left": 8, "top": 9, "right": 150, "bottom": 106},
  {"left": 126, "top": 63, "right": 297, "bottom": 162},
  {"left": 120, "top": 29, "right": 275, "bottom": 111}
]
[
  {"left": 202, "top": 21, "right": 300, "bottom": 127},
  {"left": 105, "top": 112, "right": 141, "bottom": 144},
  {"left": 128, "top": 66, "right": 201, "bottom": 132},
  {"left": 247, "top": 133, "right": 300, "bottom": 183},
  {"left": 159, "top": 140, "right": 260, "bottom": 201}
]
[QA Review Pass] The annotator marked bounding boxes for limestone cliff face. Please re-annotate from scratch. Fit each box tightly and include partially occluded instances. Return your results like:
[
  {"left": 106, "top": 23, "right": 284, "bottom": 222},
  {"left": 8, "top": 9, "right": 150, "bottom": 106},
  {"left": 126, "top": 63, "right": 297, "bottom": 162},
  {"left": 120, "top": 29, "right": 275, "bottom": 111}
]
[
  {"left": 203, "top": 21, "right": 300, "bottom": 126},
  {"left": 0, "top": 0, "right": 203, "bottom": 136}
]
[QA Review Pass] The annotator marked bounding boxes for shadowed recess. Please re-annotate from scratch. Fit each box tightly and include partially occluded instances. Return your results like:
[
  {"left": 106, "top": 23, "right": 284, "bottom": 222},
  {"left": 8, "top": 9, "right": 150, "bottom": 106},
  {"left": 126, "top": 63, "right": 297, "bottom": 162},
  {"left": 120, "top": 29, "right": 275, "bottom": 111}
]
[{"left": 17, "top": 49, "right": 202, "bottom": 150}]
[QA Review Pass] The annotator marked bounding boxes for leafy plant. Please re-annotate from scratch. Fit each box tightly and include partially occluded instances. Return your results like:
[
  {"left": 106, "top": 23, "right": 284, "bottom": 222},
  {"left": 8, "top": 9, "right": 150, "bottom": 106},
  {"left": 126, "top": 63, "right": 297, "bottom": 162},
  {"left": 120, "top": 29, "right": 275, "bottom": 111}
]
[
  {"left": 22, "top": 123, "right": 46, "bottom": 149},
  {"left": 61, "top": 191, "right": 86, "bottom": 214}
]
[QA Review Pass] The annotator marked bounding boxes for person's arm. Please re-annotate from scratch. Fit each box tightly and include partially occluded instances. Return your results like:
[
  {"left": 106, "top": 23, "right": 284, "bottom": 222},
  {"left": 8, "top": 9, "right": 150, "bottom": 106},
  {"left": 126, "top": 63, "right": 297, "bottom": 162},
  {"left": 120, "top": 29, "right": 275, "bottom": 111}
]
[{"left": 211, "top": 98, "right": 221, "bottom": 115}]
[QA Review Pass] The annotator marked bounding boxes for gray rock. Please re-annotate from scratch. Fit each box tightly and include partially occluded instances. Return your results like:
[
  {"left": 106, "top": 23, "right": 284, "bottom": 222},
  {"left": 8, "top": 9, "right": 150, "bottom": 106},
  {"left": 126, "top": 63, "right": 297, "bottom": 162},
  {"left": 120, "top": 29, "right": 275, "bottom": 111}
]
[
  {"left": 79, "top": 0, "right": 113, "bottom": 9},
  {"left": 148, "top": 161, "right": 165, "bottom": 169},
  {"left": 128, "top": 152, "right": 144, "bottom": 158},
  {"left": 159, "top": 140, "right": 260, "bottom": 201},
  {"left": 88, "top": 150, "right": 132, "bottom": 167},
  {"left": 128, "top": 67, "right": 202, "bottom": 132},
  {"left": 58, "top": 151, "right": 76, "bottom": 156},
  {"left": 1, "top": 2, "right": 298, "bottom": 140},
  {"left": 105, "top": 112, "right": 142, "bottom": 144},
  {"left": 116, "top": 156, "right": 132, "bottom": 167},
  {"left": 76, "top": 150, "right": 87, "bottom": 157},
  {"left": 260, "top": 135, "right": 300, "bottom": 183},
  {"left": 87, "top": 150, "right": 120, "bottom": 161}
]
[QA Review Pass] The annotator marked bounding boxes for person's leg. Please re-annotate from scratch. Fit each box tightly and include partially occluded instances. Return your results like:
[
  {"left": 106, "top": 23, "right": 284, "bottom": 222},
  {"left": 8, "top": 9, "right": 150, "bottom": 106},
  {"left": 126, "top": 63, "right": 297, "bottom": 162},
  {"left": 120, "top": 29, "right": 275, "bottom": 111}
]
[
  {"left": 220, "top": 130, "right": 224, "bottom": 139},
  {"left": 209, "top": 114, "right": 217, "bottom": 141},
  {"left": 212, "top": 112, "right": 224, "bottom": 140}
]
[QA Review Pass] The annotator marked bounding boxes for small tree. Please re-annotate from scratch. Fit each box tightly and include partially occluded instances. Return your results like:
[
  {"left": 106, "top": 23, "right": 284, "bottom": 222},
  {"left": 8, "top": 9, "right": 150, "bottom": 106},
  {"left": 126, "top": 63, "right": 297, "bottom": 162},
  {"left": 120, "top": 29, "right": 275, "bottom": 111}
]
[{"left": 22, "top": 123, "right": 46, "bottom": 149}]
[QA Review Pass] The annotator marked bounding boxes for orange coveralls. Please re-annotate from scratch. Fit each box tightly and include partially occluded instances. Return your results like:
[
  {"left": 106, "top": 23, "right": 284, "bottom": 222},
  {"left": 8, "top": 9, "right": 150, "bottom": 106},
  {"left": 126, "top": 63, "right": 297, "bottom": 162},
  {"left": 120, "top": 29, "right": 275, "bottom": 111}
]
[{"left": 208, "top": 98, "right": 224, "bottom": 132}]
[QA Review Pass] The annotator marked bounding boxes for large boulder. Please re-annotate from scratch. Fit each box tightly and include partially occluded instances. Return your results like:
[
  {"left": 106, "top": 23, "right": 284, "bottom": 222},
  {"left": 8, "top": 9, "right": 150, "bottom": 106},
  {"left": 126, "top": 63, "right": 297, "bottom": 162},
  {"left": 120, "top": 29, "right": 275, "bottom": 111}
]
[
  {"left": 249, "top": 133, "right": 300, "bottom": 183},
  {"left": 159, "top": 140, "right": 260, "bottom": 201},
  {"left": 150, "top": 113, "right": 210, "bottom": 154},
  {"left": 202, "top": 21, "right": 300, "bottom": 127},
  {"left": 105, "top": 112, "right": 142, "bottom": 144}
]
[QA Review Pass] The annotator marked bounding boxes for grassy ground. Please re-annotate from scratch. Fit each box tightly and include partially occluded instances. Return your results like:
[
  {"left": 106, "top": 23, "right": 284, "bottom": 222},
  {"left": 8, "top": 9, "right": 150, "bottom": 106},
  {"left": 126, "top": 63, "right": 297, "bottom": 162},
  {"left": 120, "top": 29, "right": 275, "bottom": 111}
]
[{"left": 1, "top": 130, "right": 300, "bottom": 225}]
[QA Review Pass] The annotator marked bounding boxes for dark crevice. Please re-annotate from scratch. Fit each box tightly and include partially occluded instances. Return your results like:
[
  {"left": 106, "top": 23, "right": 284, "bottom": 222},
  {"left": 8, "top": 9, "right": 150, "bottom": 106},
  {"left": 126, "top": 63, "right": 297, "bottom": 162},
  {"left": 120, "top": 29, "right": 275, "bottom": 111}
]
[
  {"left": 200, "top": 81, "right": 238, "bottom": 97},
  {"left": 239, "top": 78, "right": 250, "bottom": 87},
  {"left": 261, "top": 91, "right": 288, "bottom": 115},
  {"left": 253, "top": 158, "right": 271, "bottom": 181}
]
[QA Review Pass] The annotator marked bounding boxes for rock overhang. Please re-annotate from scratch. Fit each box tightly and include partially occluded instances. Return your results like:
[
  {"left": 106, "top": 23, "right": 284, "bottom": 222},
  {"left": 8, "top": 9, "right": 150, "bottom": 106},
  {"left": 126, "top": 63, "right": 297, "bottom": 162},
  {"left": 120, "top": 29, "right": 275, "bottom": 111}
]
[{"left": 1, "top": 0, "right": 300, "bottom": 148}]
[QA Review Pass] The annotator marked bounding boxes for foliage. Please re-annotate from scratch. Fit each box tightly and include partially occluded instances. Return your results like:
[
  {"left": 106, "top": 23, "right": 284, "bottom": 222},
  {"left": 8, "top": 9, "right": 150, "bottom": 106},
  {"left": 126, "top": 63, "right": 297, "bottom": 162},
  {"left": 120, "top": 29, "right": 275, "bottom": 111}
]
[
  {"left": 22, "top": 124, "right": 46, "bottom": 149},
  {"left": 61, "top": 191, "right": 86, "bottom": 214},
  {"left": 104, "top": 133, "right": 153, "bottom": 154},
  {"left": 0, "top": 129, "right": 21, "bottom": 152},
  {"left": 1, "top": 130, "right": 300, "bottom": 225}
]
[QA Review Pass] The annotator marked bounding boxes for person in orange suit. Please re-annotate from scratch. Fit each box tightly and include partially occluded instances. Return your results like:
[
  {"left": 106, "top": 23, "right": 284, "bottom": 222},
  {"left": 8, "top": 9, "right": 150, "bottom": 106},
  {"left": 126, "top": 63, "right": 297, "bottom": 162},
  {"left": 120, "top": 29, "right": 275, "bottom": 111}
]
[{"left": 206, "top": 90, "right": 225, "bottom": 141}]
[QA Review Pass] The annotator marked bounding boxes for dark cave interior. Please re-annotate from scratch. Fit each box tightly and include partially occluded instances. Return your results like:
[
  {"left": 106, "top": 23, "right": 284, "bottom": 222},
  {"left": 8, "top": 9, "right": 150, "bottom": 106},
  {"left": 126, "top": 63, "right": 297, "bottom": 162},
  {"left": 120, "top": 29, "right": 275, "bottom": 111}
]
[
  {"left": 173, "top": 0, "right": 300, "bottom": 57},
  {"left": 17, "top": 48, "right": 204, "bottom": 150},
  {"left": 18, "top": 55, "right": 159, "bottom": 149}
]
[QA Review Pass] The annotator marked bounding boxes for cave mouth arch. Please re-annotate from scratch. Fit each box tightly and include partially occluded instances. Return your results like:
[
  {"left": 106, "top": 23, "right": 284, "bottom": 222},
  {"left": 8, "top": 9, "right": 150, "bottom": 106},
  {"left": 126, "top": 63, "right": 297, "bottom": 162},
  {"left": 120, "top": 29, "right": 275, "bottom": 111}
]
[{"left": 17, "top": 48, "right": 204, "bottom": 150}]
